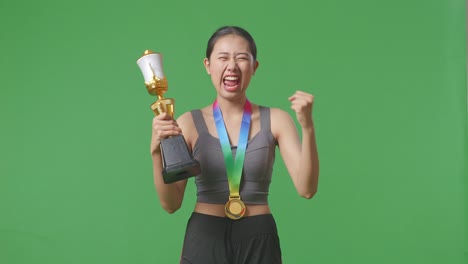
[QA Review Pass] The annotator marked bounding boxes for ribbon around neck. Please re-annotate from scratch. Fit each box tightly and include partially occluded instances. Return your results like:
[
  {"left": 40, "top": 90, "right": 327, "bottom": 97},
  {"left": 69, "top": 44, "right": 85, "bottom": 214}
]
[{"left": 212, "top": 99, "right": 252, "bottom": 197}]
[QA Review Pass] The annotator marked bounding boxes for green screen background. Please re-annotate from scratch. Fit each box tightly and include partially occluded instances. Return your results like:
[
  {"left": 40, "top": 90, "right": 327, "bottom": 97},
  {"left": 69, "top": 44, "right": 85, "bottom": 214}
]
[{"left": 0, "top": 0, "right": 466, "bottom": 263}]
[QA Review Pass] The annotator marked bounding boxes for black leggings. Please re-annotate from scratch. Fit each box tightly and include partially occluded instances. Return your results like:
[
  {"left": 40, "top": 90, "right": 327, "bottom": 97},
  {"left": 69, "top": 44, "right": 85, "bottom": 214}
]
[{"left": 180, "top": 212, "right": 282, "bottom": 264}]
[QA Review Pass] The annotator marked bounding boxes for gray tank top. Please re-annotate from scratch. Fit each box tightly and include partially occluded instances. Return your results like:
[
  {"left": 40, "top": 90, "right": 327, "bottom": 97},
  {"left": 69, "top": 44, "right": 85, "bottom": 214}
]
[{"left": 190, "top": 106, "right": 277, "bottom": 205}]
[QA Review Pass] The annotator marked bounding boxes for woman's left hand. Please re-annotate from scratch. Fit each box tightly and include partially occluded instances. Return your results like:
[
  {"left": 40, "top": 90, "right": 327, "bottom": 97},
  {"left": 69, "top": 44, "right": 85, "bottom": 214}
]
[{"left": 288, "top": 90, "right": 315, "bottom": 128}]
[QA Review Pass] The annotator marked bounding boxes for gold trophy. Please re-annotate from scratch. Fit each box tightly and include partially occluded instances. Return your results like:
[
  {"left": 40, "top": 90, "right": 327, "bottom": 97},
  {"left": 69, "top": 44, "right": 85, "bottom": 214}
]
[{"left": 137, "top": 50, "right": 200, "bottom": 184}]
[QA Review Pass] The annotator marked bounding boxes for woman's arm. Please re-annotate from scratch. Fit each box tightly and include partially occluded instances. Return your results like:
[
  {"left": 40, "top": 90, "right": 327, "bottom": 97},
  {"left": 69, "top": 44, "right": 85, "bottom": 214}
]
[
  {"left": 150, "top": 112, "right": 190, "bottom": 213},
  {"left": 272, "top": 91, "right": 319, "bottom": 199}
]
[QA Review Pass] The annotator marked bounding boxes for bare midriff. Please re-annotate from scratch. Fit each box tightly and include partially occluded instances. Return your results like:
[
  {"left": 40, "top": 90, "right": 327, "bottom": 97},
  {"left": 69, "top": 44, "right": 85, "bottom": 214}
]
[{"left": 194, "top": 202, "right": 271, "bottom": 217}]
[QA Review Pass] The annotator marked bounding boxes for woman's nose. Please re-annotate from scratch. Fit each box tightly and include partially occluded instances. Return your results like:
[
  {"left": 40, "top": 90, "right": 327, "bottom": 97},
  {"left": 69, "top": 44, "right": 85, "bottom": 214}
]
[{"left": 226, "top": 59, "right": 237, "bottom": 71}]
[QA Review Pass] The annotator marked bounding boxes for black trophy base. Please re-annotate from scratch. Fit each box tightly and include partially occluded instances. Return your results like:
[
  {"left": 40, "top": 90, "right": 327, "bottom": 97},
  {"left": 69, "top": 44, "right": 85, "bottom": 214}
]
[{"left": 160, "top": 134, "right": 201, "bottom": 184}]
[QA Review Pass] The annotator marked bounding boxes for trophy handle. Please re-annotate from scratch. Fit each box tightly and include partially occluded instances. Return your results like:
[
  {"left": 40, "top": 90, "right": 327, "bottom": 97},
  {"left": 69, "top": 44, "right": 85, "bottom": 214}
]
[{"left": 151, "top": 98, "right": 175, "bottom": 117}]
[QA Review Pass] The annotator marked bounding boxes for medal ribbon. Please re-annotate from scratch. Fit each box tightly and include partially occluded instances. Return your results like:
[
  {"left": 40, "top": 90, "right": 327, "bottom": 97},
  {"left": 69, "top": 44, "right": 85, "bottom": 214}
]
[{"left": 213, "top": 99, "right": 252, "bottom": 198}]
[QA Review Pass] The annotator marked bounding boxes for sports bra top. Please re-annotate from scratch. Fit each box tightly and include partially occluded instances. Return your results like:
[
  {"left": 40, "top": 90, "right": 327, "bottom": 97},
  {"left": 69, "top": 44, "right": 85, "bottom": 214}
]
[{"left": 190, "top": 106, "right": 277, "bottom": 205}]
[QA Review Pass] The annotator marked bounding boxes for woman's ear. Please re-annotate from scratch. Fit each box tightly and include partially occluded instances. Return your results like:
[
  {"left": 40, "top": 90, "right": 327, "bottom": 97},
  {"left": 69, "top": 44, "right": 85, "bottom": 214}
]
[
  {"left": 203, "top": 58, "right": 211, "bottom": 74},
  {"left": 253, "top": 60, "right": 259, "bottom": 75}
]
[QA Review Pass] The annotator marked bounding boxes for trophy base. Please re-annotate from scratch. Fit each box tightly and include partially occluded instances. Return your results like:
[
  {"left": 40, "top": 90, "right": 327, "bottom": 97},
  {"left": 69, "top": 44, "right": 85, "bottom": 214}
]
[
  {"left": 162, "top": 159, "right": 201, "bottom": 184},
  {"left": 160, "top": 134, "right": 201, "bottom": 184}
]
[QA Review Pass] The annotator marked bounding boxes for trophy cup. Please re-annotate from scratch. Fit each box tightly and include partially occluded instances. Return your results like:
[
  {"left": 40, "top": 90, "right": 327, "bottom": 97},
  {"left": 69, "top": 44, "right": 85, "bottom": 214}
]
[{"left": 137, "top": 50, "right": 201, "bottom": 184}]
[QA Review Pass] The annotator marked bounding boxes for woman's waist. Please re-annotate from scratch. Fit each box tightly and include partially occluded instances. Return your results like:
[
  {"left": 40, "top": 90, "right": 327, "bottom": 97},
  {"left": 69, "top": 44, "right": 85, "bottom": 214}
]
[
  {"left": 194, "top": 202, "right": 271, "bottom": 217},
  {"left": 196, "top": 189, "right": 270, "bottom": 205}
]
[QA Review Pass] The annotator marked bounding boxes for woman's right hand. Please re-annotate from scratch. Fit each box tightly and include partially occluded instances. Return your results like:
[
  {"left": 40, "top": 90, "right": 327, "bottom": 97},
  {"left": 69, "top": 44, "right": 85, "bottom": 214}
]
[{"left": 151, "top": 113, "right": 183, "bottom": 155}]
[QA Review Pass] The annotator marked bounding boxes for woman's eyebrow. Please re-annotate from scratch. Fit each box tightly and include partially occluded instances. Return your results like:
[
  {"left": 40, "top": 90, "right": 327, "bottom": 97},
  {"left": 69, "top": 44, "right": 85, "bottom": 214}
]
[{"left": 216, "top": 52, "right": 250, "bottom": 56}]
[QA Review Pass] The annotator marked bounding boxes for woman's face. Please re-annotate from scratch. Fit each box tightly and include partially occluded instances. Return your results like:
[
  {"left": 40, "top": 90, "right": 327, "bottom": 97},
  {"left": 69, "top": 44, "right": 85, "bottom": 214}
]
[{"left": 204, "top": 34, "right": 259, "bottom": 99}]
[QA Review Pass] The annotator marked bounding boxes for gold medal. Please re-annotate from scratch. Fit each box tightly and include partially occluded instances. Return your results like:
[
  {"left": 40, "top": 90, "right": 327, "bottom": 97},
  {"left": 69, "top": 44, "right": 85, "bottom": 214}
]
[{"left": 225, "top": 197, "right": 246, "bottom": 220}]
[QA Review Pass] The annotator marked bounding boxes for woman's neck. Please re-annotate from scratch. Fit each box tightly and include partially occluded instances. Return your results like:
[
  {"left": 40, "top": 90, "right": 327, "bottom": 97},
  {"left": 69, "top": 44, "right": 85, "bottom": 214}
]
[{"left": 215, "top": 95, "right": 247, "bottom": 116}]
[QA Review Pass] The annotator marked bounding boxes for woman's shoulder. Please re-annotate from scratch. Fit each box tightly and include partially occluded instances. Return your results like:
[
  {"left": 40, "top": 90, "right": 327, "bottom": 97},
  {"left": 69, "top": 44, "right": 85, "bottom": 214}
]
[
  {"left": 176, "top": 112, "right": 194, "bottom": 132},
  {"left": 261, "top": 106, "right": 295, "bottom": 137},
  {"left": 176, "top": 109, "right": 193, "bottom": 120},
  {"left": 176, "top": 108, "right": 208, "bottom": 146},
  {"left": 176, "top": 105, "right": 212, "bottom": 126},
  {"left": 258, "top": 105, "right": 291, "bottom": 119}
]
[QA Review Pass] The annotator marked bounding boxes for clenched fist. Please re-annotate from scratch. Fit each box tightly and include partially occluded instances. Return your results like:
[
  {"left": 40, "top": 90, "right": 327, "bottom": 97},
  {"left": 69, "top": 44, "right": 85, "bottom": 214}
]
[{"left": 288, "top": 90, "right": 315, "bottom": 129}]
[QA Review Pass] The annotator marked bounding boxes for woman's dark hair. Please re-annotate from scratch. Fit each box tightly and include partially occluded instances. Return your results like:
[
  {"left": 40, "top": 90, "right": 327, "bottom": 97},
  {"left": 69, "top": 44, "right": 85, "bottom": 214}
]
[{"left": 206, "top": 26, "right": 257, "bottom": 61}]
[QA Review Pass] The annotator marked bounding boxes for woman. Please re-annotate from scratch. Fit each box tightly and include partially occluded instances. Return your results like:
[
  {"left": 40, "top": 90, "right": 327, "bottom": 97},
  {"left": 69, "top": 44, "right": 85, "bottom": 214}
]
[{"left": 151, "top": 26, "right": 319, "bottom": 264}]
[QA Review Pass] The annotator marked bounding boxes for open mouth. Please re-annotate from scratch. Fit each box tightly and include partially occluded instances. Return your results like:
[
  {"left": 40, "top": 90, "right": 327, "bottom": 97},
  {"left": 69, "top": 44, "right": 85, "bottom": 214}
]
[{"left": 223, "top": 75, "right": 240, "bottom": 91}]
